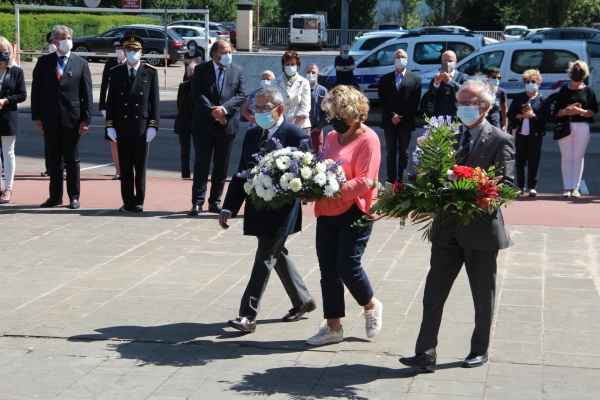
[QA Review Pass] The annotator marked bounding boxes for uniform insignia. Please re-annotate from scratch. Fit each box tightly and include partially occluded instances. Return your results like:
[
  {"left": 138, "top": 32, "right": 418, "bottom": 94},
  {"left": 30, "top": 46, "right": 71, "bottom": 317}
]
[
  {"left": 111, "top": 64, "right": 123, "bottom": 70},
  {"left": 67, "top": 71, "right": 72, "bottom": 76},
  {"left": 145, "top": 64, "right": 157, "bottom": 70}
]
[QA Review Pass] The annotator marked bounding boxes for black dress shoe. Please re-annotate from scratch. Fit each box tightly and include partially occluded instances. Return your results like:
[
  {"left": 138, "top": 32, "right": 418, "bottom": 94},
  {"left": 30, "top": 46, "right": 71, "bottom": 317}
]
[
  {"left": 282, "top": 297, "right": 317, "bottom": 322},
  {"left": 208, "top": 203, "right": 222, "bottom": 213},
  {"left": 132, "top": 205, "right": 143, "bottom": 212},
  {"left": 68, "top": 199, "right": 80, "bottom": 209},
  {"left": 189, "top": 205, "right": 200, "bottom": 215},
  {"left": 399, "top": 353, "right": 437, "bottom": 372},
  {"left": 40, "top": 198, "right": 63, "bottom": 208},
  {"left": 119, "top": 205, "right": 132, "bottom": 212},
  {"left": 462, "top": 352, "right": 488, "bottom": 368},
  {"left": 227, "top": 317, "right": 256, "bottom": 333}
]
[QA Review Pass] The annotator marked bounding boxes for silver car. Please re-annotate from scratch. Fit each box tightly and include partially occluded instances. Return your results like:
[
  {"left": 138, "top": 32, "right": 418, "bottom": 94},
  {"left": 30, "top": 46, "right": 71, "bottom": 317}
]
[
  {"left": 169, "top": 20, "right": 231, "bottom": 43},
  {"left": 349, "top": 32, "right": 407, "bottom": 58}
]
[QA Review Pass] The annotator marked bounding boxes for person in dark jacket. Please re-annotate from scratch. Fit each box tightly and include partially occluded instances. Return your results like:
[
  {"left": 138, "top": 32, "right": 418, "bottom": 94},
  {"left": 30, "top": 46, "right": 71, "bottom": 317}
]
[
  {"left": 305, "top": 63, "right": 330, "bottom": 153},
  {"left": 99, "top": 38, "right": 126, "bottom": 180},
  {"left": 218, "top": 87, "right": 316, "bottom": 334},
  {"left": 507, "top": 69, "right": 549, "bottom": 197},
  {"left": 421, "top": 50, "right": 468, "bottom": 118},
  {"left": 378, "top": 49, "right": 422, "bottom": 183},
  {"left": 174, "top": 61, "right": 197, "bottom": 179},
  {"left": 0, "top": 37, "right": 27, "bottom": 204}
]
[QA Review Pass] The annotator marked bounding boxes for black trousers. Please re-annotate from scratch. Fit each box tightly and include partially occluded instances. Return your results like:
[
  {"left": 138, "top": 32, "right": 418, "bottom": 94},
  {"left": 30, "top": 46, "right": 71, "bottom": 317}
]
[
  {"left": 43, "top": 127, "right": 81, "bottom": 200},
  {"left": 117, "top": 135, "right": 148, "bottom": 207},
  {"left": 191, "top": 127, "right": 235, "bottom": 206},
  {"left": 383, "top": 127, "right": 412, "bottom": 183},
  {"left": 515, "top": 133, "right": 544, "bottom": 190},
  {"left": 238, "top": 235, "right": 311, "bottom": 320},
  {"left": 415, "top": 236, "right": 498, "bottom": 357},
  {"left": 178, "top": 125, "right": 193, "bottom": 178}
]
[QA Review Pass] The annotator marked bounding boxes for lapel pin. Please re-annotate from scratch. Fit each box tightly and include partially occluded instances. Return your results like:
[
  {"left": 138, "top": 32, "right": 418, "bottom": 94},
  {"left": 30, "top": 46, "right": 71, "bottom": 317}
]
[
  {"left": 67, "top": 71, "right": 72, "bottom": 77},
  {"left": 143, "top": 80, "right": 147, "bottom": 83}
]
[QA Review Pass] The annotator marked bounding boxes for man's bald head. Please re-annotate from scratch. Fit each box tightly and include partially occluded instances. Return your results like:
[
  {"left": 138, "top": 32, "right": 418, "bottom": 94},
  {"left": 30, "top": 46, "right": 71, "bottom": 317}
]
[{"left": 441, "top": 51, "right": 457, "bottom": 63}]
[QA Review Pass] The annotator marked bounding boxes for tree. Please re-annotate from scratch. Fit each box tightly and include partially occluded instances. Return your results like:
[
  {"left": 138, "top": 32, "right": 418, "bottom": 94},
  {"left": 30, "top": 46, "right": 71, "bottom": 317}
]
[{"left": 398, "top": 0, "right": 423, "bottom": 29}]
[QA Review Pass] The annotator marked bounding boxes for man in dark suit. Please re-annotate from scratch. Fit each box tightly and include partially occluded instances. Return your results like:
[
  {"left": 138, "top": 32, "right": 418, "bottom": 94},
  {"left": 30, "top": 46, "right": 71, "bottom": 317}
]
[
  {"left": 190, "top": 40, "right": 246, "bottom": 215},
  {"left": 422, "top": 50, "right": 469, "bottom": 118},
  {"left": 31, "top": 24, "right": 93, "bottom": 209},
  {"left": 100, "top": 38, "right": 126, "bottom": 180},
  {"left": 218, "top": 87, "right": 316, "bottom": 333},
  {"left": 378, "top": 49, "right": 422, "bottom": 183},
  {"left": 105, "top": 35, "right": 160, "bottom": 213},
  {"left": 400, "top": 77, "right": 515, "bottom": 372}
]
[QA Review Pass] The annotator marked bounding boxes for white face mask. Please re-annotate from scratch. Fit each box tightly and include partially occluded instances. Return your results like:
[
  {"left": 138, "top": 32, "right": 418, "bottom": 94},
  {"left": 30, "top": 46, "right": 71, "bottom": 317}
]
[
  {"left": 305, "top": 73, "right": 317, "bottom": 82},
  {"left": 260, "top": 79, "right": 271, "bottom": 88},
  {"left": 447, "top": 61, "right": 456, "bottom": 72},
  {"left": 115, "top": 49, "right": 125, "bottom": 60},
  {"left": 48, "top": 43, "right": 57, "bottom": 53},
  {"left": 58, "top": 39, "right": 72, "bottom": 53}
]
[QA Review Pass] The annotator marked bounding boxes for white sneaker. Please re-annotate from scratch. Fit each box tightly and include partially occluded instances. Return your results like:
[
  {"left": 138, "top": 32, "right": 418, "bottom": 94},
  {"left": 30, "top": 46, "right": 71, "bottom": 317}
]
[
  {"left": 365, "top": 299, "right": 383, "bottom": 338},
  {"left": 306, "top": 324, "right": 344, "bottom": 345}
]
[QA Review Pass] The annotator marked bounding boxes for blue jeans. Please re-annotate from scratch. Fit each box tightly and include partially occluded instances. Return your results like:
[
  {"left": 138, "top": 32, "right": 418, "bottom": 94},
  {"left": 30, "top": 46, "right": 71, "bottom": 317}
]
[{"left": 316, "top": 204, "right": 374, "bottom": 319}]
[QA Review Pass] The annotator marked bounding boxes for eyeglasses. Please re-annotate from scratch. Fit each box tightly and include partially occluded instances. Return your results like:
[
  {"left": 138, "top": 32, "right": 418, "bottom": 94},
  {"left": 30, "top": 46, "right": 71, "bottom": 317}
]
[
  {"left": 524, "top": 80, "right": 537, "bottom": 84},
  {"left": 490, "top": 76, "right": 501, "bottom": 80},
  {"left": 457, "top": 101, "right": 486, "bottom": 107},
  {"left": 343, "top": 51, "right": 349, "bottom": 54},
  {"left": 253, "top": 105, "right": 275, "bottom": 113}
]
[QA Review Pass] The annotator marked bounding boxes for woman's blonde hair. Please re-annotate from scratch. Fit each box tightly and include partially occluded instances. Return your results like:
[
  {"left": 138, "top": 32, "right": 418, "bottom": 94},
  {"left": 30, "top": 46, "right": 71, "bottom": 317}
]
[
  {"left": 261, "top": 70, "right": 275, "bottom": 80},
  {"left": 0, "top": 36, "right": 15, "bottom": 67},
  {"left": 321, "top": 85, "right": 370, "bottom": 123},
  {"left": 567, "top": 60, "right": 589, "bottom": 79},
  {"left": 522, "top": 69, "right": 542, "bottom": 85}
]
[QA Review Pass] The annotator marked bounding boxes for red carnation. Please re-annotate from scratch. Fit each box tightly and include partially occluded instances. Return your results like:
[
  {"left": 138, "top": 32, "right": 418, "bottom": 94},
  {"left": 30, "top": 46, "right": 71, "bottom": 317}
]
[
  {"left": 395, "top": 181, "right": 406, "bottom": 192},
  {"left": 453, "top": 166, "right": 476, "bottom": 179},
  {"left": 476, "top": 178, "right": 499, "bottom": 209}
]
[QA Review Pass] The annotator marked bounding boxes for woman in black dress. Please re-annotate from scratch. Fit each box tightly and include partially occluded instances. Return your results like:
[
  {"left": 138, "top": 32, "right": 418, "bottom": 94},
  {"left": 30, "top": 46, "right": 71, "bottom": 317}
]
[
  {"left": 182, "top": 43, "right": 204, "bottom": 81},
  {"left": 507, "top": 69, "right": 548, "bottom": 197},
  {"left": 554, "top": 60, "right": 598, "bottom": 198}
]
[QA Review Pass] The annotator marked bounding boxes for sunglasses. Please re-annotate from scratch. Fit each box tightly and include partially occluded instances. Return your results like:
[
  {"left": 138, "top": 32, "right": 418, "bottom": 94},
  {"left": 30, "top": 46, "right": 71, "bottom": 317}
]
[
  {"left": 490, "top": 76, "right": 501, "bottom": 79},
  {"left": 524, "top": 80, "right": 537, "bottom": 84}
]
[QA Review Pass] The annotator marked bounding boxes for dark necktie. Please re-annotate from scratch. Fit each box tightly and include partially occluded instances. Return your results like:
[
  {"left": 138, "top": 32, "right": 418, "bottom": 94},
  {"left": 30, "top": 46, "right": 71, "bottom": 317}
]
[
  {"left": 257, "top": 129, "right": 269, "bottom": 150},
  {"left": 217, "top": 67, "right": 224, "bottom": 94},
  {"left": 129, "top": 67, "right": 135, "bottom": 84},
  {"left": 458, "top": 130, "right": 471, "bottom": 165}
]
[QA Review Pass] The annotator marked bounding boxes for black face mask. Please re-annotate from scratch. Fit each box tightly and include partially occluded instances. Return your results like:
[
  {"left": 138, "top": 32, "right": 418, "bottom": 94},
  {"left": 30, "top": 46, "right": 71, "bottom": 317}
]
[
  {"left": 332, "top": 116, "right": 351, "bottom": 133},
  {"left": 0, "top": 52, "right": 9, "bottom": 62},
  {"left": 571, "top": 69, "right": 585, "bottom": 82}
]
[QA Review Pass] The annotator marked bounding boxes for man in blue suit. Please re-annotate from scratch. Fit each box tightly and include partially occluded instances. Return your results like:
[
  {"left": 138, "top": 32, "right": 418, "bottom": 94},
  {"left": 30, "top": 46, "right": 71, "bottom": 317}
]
[
  {"left": 218, "top": 87, "right": 317, "bottom": 333},
  {"left": 422, "top": 50, "right": 468, "bottom": 118}
]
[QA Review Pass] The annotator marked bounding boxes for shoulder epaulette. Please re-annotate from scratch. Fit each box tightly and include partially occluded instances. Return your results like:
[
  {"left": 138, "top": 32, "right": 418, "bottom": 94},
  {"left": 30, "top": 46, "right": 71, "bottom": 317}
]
[
  {"left": 145, "top": 63, "right": 157, "bottom": 70},
  {"left": 110, "top": 64, "right": 124, "bottom": 70}
]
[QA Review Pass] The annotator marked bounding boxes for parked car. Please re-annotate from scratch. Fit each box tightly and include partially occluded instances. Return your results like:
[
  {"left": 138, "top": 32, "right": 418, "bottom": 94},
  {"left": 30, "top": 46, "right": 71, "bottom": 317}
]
[
  {"left": 501, "top": 25, "right": 528, "bottom": 41},
  {"left": 590, "top": 22, "right": 600, "bottom": 30},
  {"left": 379, "top": 22, "right": 402, "bottom": 30},
  {"left": 349, "top": 32, "right": 406, "bottom": 58},
  {"left": 520, "top": 28, "right": 552, "bottom": 40},
  {"left": 539, "top": 27, "right": 600, "bottom": 41},
  {"left": 219, "top": 22, "right": 237, "bottom": 45},
  {"left": 169, "top": 21, "right": 231, "bottom": 42},
  {"left": 438, "top": 25, "right": 473, "bottom": 33},
  {"left": 420, "top": 38, "right": 589, "bottom": 114},
  {"left": 320, "top": 32, "right": 485, "bottom": 102},
  {"left": 72, "top": 24, "right": 187, "bottom": 66},
  {"left": 288, "top": 14, "right": 328, "bottom": 50},
  {"left": 169, "top": 25, "right": 216, "bottom": 58}
]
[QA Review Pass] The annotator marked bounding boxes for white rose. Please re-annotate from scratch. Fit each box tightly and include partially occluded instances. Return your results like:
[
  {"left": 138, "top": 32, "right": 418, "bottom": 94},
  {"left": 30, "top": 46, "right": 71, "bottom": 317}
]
[
  {"left": 300, "top": 166, "right": 312, "bottom": 179},
  {"left": 315, "top": 162, "right": 326, "bottom": 173},
  {"left": 302, "top": 153, "right": 314, "bottom": 165},
  {"left": 280, "top": 172, "right": 294, "bottom": 189},
  {"left": 313, "top": 172, "right": 327, "bottom": 186},
  {"left": 276, "top": 156, "right": 292, "bottom": 170},
  {"left": 251, "top": 167, "right": 259, "bottom": 174},
  {"left": 243, "top": 181, "right": 253, "bottom": 194},
  {"left": 289, "top": 178, "right": 302, "bottom": 192},
  {"left": 292, "top": 151, "right": 304, "bottom": 160}
]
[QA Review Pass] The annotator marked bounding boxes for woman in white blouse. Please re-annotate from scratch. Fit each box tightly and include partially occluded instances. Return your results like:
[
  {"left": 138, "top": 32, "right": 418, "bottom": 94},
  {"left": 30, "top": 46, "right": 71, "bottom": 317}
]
[{"left": 272, "top": 51, "right": 311, "bottom": 131}]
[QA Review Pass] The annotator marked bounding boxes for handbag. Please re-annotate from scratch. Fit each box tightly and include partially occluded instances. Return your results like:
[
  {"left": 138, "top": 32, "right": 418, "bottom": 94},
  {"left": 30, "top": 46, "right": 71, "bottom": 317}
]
[{"left": 553, "top": 120, "right": 571, "bottom": 141}]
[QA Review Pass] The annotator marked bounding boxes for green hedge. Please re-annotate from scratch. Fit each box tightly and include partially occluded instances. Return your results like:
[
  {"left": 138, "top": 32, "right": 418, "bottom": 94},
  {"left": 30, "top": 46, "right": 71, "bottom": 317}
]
[{"left": 0, "top": 12, "right": 159, "bottom": 52}]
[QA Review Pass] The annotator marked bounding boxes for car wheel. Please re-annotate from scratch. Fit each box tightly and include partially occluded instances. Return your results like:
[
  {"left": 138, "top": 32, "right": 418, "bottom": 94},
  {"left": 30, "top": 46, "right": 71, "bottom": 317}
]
[
  {"left": 146, "top": 49, "right": 163, "bottom": 66},
  {"left": 74, "top": 44, "right": 90, "bottom": 61}
]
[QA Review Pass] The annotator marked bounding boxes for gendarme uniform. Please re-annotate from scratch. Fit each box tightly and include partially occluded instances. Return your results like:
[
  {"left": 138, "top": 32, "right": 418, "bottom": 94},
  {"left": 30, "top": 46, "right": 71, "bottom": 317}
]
[{"left": 105, "top": 35, "right": 160, "bottom": 211}]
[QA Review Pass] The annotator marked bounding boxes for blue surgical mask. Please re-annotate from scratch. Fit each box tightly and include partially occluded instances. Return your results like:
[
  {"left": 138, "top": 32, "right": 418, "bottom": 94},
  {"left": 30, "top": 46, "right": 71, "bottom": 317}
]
[
  {"left": 525, "top": 83, "right": 538, "bottom": 92},
  {"left": 489, "top": 78, "right": 500, "bottom": 86},
  {"left": 341, "top": 54, "right": 348, "bottom": 59},
  {"left": 260, "top": 79, "right": 271, "bottom": 88},
  {"left": 219, "top": 53, "right": 232, "bottom": 66},
  {"left": 457, "top": 106, "right": 482, "bottom": 126},
  {"left": 255, "top": 111, "right": 276, "bottom": 129},
  {"left": 284, "top": 65, "right": 297, "bottom": 76},
  {"left": 395, "top": 58, "right": 408, "bottom": 68},
  {"left": 126, "top": 51, "right": 140, "bottom": 63},
  {"left": 305, "top": 73, "right": 317, "bottom": 82},
  {"left": 0, "top": 52, "right": 9, "bottom": 62},
  {"left": 189, "top": 45, "right": 196, "bottom": 51}
]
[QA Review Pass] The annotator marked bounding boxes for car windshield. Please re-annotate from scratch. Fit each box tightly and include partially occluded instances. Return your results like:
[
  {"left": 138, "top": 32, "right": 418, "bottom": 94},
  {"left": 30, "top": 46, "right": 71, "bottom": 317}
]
[{"left": 504, "top": 28, "right": 527, "bottom": 36}]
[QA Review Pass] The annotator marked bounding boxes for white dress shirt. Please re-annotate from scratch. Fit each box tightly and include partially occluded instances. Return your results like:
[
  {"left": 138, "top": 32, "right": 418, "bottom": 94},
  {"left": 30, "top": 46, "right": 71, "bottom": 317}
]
[{"left": 212, "top": 60, "right": 228, "bottom": 114}]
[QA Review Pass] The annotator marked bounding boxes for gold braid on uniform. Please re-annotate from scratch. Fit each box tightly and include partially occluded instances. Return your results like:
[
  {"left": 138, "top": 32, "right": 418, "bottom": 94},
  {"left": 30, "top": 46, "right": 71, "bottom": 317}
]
[
  {"left": 148, "top": 120, "right": 159, "bottom": 129},
  {"left": 145, "top": 64, "right": 157, "bottom": 70},
  {"left": 105, "top": 120, "right": 114, "bottom": 128}
]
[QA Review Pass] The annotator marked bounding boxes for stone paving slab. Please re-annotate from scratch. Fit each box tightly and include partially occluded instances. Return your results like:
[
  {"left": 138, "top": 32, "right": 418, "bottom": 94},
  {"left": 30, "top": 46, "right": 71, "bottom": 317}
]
[{"left": 0, "top": 209, "right": 599, "bottom": 399}]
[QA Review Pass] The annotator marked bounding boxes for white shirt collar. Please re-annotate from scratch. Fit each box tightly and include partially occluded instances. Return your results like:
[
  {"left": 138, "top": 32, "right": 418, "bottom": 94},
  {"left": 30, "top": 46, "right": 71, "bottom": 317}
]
[
  {"left": 449, "top": 69, "right": 456, "bottom": 78},
  {"left": 213, "top": 60, "right": 225, "bottom": 72},
  {"left": 57, "top": 51, "right": 71, "bottom": 59},
  {"left": 395, "top": 68, "right": 406, "bottom": 77},
  {"left": 127, "top": 62, "right": 141, "bottom": 72},
  {"left": 266, "top": 116, "right": 285, "bottom": 139}
]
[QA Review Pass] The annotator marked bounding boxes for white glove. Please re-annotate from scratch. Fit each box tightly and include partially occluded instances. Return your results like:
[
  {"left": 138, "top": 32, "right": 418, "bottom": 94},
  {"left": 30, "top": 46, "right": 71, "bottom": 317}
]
[
  {"left": 107, "top": 128, "right": 117, "bottom": 142},
  {"left": 101, "top": 110, "right": 106, "bottom": 118},
  {"left": 146, "top": 127, "right": 157, "bottom": 143}
]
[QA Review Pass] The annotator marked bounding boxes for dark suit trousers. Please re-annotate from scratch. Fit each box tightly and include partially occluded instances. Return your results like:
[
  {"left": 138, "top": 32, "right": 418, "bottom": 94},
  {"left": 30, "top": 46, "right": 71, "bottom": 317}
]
[
  {"left": 117, "top": 136, "right": 148, "bottom": 207},
  {"left": 239, "top": 235, "right": 311, "bottom": 320},
  {"left": 43, "top": 127, "right": 81, "bottom": 200},
  {"left": 515, "top": 133, "right": 543, "bottom": 190},
  {"left": 178, "top": 125, "right": 193, "bottom": 178},
  {"left": 384, "top": 127, "right": 412, "bottom": 183},
  {"left": 416, "top": 236, "right": 498, "bottom": 356},
  {"left": 191, "top": 125, "right": 235, "bottom": 206}
]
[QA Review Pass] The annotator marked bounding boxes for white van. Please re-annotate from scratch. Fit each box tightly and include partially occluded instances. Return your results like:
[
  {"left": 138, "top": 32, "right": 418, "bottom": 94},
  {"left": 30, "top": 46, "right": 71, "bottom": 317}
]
[{"left": 289, "top": 14, "right": 328, "bottom": 50}]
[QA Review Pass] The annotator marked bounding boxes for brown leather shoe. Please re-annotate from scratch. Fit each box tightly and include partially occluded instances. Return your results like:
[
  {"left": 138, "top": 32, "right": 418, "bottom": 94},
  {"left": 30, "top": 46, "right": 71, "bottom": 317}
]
[
  {"left": 281, "top": 297, "right": 317, "bottom": 322},
  {"left": 227, "top": 317, "right": 256, "bottom": 333}
]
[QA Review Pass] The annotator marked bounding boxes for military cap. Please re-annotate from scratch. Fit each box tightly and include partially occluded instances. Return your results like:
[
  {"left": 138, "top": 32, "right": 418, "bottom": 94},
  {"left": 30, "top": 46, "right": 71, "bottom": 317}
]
[{"left": 122, "top": 35, "right": 144, "bottom": 49}]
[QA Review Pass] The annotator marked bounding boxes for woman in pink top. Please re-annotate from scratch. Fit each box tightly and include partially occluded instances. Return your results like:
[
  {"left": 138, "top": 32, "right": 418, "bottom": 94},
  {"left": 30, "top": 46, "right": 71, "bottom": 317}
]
[{"left": 306, "top": 86, "right": 383, "bottom": 346}]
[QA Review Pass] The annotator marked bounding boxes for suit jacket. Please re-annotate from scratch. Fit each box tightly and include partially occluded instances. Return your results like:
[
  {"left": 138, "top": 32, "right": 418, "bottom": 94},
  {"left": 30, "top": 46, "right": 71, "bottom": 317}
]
[
  {"left": 273, "top": 74, "right": 312, "bottom": 129},
  {"left": 0, "top": 66, "right": 27, "bottom": 136},
  {"left": 432, "top": 120, "right": 515, "bottom": 251},
  {"left": 507, "top": 92, "right": 549, "bottom": 136},
  {"left": 99, "top": 58, "right": 121, "bottom": 111},
  {"left": 191, "top": 60, "right": 246, "bottom": 135},
  {"left": 223, "top": 118, "right": 311, "bottom": 237},
  {"left": 422, "top": 70, "right": 468, "bottom": 118},
  {"left": 31, "top": 53, "right": 93, "bottom": 130},
  {"left": 378, "top": 70, "right": 422, "bottom": 131},
  {"left": 174, "top": 80, "right": 194, "bottom": 134},
  {"left": 105, "top": 63, "right": 160, "bottom": 137}
]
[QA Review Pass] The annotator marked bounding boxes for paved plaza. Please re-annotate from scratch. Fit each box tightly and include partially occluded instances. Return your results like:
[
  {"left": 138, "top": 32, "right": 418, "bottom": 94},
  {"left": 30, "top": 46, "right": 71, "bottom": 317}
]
[{"left": 0, "top": 206, "right": 599, "bottom": 399}]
